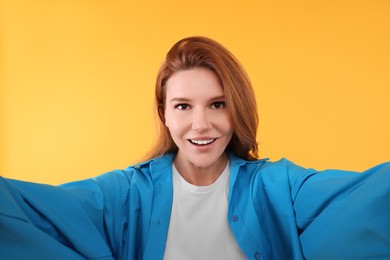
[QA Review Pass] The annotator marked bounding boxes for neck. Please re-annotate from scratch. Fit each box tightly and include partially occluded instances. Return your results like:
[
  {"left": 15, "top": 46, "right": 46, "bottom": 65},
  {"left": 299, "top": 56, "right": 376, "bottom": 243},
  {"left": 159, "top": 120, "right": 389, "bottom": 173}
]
[{"left": 173, "top": 153, "right": 228, "bottom": 186}]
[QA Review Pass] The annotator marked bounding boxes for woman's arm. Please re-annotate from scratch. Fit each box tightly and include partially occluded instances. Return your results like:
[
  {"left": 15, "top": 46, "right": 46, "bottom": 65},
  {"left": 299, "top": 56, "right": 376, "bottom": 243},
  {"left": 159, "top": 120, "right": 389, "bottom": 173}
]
[
  {"left": 0, "top": 169, "right": 133, "bottom": 260},
  {"left": 291, "top": 161, "right": 390, "bottom": 259}
]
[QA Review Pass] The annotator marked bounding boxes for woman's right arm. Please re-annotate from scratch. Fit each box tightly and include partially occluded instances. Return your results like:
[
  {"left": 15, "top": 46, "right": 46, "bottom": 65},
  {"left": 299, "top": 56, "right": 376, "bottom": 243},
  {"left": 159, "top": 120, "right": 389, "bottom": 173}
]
[{"left": 0, "top": 169, "right": 133, "bottom": 260}]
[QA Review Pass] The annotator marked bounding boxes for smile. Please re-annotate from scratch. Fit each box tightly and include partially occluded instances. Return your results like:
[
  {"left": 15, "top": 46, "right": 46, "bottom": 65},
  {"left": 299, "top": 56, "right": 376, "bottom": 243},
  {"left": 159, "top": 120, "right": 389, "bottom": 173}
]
[{"left": 189, "top": 139, "right": 216, "bottom": 145}]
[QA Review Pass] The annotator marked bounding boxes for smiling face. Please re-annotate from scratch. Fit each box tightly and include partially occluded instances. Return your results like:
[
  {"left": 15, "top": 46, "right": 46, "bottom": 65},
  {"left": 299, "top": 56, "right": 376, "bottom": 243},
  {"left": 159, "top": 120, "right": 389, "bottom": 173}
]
[{"left": 164, "top": 68, "right": 234, "bottom": 178}]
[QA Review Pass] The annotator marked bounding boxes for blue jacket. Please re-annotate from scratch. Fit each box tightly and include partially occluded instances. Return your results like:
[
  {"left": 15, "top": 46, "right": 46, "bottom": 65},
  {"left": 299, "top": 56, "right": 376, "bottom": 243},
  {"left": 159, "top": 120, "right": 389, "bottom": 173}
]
[{"left": 1, "top": 153, "right": 390, "bottom": 259}]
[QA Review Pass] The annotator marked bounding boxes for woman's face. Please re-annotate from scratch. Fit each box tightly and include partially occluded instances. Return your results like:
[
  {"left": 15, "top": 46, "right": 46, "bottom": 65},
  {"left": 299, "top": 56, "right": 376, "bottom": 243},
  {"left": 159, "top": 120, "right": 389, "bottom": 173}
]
[{"left": 164, "top": 68, "right": 233, "bottom": 172}]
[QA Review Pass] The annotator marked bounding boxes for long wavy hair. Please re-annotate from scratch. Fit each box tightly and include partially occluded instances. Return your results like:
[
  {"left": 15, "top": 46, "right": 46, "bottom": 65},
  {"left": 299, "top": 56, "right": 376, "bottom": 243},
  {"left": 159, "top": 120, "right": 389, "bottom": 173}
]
[{"left": 144, "top": 36, "right": 259, "bottom": 161}]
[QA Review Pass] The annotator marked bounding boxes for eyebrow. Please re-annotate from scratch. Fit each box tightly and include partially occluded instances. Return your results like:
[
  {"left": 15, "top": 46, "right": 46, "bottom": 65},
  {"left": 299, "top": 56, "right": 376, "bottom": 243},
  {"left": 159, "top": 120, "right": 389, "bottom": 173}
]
[
  {"left": 169, "top": 97, "right": 190, "bottom": 102},
  {"left": 169, "top": 95, "right": 226, "bottom": 102}
]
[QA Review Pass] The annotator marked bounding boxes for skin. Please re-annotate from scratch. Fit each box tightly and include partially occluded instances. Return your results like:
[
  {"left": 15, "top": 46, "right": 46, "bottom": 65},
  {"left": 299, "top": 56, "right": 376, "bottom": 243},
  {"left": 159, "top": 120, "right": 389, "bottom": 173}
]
[{"left": 164, "top": 68, "right": 234, "bottom": 186}]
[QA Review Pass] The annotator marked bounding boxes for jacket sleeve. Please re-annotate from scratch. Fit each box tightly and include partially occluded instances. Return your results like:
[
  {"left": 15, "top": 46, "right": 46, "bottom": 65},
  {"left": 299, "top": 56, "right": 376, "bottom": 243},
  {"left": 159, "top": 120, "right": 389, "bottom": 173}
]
[
  {"left": 289, "top": 160, "right": 390, "bottom": 259},
  {"left": 0, "top": 169, "right": 133, "bottom": 260}
]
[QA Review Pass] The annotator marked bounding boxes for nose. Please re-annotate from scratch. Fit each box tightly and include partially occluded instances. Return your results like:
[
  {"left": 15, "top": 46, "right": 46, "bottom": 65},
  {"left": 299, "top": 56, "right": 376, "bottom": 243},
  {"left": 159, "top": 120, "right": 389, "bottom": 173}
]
[{"left": 192, "top": 109, "right": 212, "bottom": 131}]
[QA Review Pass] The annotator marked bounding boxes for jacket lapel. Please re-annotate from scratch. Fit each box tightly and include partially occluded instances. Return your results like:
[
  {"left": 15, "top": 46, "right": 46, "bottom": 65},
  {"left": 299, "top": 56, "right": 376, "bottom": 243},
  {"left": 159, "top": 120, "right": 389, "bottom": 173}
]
[{"left": 143, "top": 154, "right": 174, "bottom": 260}]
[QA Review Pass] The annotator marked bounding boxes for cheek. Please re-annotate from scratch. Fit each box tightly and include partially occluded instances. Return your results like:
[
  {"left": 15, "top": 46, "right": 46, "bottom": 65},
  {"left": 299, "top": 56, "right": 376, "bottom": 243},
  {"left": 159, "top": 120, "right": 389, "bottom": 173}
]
[
  {"left": 165, "top": 110, "right": 187, "bottom": 129},
  {"left": 217, "top": 113, "right": 233, "bottom": 132},
  {"left": 164, "top": 113, "right": 180, "bottom": 134}
]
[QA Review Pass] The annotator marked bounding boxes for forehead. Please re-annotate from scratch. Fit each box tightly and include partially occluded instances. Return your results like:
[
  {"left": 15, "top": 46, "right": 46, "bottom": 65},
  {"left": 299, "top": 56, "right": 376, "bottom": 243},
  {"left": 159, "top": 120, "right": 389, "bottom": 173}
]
[{"left": 165, "top": 68, "right": 224, "bottom": 99}]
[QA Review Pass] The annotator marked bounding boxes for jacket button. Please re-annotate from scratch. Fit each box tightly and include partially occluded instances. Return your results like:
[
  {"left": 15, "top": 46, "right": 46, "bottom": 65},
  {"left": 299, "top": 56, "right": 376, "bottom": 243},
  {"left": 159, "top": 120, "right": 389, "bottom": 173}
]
[
  {"left": 232, "top": 215, "right": 239, "bottom": 222},
  {"left": 255, "top": 252, "right": 261, "bottom": 259}
]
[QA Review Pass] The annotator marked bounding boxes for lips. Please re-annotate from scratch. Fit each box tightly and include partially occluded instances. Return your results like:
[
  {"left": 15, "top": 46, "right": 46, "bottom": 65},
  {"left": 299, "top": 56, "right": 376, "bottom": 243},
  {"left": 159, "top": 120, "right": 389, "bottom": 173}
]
[{"left": 189, "top": 138, "right": 216, "bottom": 145}]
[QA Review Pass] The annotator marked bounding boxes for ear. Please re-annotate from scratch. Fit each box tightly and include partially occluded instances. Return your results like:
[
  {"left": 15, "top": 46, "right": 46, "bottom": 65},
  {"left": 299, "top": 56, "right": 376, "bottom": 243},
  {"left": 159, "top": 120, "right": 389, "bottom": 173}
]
[
  {"left": 164, "top": 113, "right": 170, "bottom": 128},
  {"left": 158, "top": 106, "right": 167, "bottom": 126}
]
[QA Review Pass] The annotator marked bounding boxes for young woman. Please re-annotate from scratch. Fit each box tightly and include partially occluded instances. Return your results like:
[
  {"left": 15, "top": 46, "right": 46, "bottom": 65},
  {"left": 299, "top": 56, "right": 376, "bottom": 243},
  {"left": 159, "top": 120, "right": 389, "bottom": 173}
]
[{"left": 1, "top": 36, "right": 389, "bottom": 260}]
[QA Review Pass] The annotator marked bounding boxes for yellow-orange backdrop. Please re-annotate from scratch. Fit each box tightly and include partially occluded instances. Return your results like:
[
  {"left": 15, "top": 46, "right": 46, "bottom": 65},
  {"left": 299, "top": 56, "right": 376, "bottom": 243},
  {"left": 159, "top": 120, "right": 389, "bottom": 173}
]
[{"left": 1, "top": 0, "right": 389, "bottom": 184}]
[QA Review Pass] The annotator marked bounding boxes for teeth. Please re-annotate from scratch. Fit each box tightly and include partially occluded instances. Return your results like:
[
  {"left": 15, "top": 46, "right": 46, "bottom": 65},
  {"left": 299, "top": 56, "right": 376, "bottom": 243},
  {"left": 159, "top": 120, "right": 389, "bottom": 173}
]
[{"left": 190, "top": 139, "right": 215, "bottom": 145}]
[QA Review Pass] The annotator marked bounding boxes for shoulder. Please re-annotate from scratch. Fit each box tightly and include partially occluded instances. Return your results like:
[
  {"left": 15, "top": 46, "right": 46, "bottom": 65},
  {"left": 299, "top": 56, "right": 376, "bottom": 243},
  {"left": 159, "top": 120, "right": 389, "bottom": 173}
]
[
  {"left": 98, "top": 153, "right": 172, "bottom": 176},
  {"left": 233, "top": 157, "right": 321, "bottom": 201},
  {"left": 235, "top": 156, "right": 314, "bottom": 180},
  {"left": 93, "top": 153, "right": 175, "bottom": 187}
]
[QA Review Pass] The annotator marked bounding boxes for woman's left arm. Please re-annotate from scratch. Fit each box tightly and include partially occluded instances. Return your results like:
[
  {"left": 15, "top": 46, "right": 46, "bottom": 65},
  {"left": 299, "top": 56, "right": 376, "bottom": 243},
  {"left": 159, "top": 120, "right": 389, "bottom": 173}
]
[{"left": 291, "top": 161, "right": 390, "bottom": 259}]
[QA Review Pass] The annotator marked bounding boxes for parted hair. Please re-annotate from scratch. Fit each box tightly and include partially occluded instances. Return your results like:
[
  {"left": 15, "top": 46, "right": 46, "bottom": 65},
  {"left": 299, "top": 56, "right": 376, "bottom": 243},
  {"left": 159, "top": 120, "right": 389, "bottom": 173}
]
[{"left": 144, "top": 36, "right": 259, "bottom": 161}]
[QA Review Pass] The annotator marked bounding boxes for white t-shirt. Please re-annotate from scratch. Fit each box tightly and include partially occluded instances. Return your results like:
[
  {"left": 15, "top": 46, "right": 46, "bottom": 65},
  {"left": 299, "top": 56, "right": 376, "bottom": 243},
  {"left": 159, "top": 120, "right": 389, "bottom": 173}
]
[{"left": 163, "top": 162, "right": 246, "bottom": 260}]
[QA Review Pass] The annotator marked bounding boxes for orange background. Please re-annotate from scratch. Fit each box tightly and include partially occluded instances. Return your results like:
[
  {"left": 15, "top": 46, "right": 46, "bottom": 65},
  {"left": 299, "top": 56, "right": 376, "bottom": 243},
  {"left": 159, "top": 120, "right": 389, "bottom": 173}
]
[{"left": 1, "top": 0, "right": 389, "bottom": 184}]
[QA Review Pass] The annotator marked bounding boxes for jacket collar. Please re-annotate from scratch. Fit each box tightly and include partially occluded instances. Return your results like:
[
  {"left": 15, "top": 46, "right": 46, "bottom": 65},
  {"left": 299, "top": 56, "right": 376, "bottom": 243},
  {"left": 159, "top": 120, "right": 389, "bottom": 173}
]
[
  {"left": 143, "top": 152, "right": 267, "bottom": 181},
  {"left": 146, "top": 152, "right": 249, "bottom": 201},
  {"left": 146, "top": 152, "right": 247, "bottom": 169}
]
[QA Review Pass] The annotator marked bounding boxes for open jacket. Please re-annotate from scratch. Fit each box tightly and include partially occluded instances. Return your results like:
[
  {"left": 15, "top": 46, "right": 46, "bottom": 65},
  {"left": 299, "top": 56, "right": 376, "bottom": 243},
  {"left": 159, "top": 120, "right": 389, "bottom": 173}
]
[{"left": 1, "top": 153, "right": 390, "bottom": 259}]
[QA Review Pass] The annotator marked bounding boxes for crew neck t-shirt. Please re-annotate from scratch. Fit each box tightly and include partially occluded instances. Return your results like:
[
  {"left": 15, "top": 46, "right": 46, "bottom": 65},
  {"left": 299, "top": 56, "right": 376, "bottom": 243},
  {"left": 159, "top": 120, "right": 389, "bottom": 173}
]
[{"left": 163, "top": 162, "right": 246, "bottom": 260}]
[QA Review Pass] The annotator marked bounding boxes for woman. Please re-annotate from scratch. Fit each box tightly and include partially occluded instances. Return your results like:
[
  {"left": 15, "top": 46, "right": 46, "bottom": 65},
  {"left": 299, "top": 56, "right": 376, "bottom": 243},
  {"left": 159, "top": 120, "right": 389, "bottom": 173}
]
[{"left": 1, "top": 36, "right": 389, "bottom": 260}]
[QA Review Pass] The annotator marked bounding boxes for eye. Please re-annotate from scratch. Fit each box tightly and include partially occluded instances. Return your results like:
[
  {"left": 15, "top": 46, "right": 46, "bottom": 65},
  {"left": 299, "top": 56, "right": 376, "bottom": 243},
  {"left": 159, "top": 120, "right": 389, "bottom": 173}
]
[
  {"left": 175, "top": 104, "right": 190, "bottom": 110},
  {"left": 211, "top": 101, "right": 226, "bottom": 109}
]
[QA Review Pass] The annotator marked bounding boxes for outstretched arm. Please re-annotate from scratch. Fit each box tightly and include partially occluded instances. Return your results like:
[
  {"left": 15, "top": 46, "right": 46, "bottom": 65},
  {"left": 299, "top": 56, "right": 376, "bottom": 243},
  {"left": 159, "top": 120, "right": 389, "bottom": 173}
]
[
  {"left": 292, "top": 161, "right": 390, "bottom": 259},
  {"left": 0, "top": 169, "right": 133, "bottom": 260}
]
